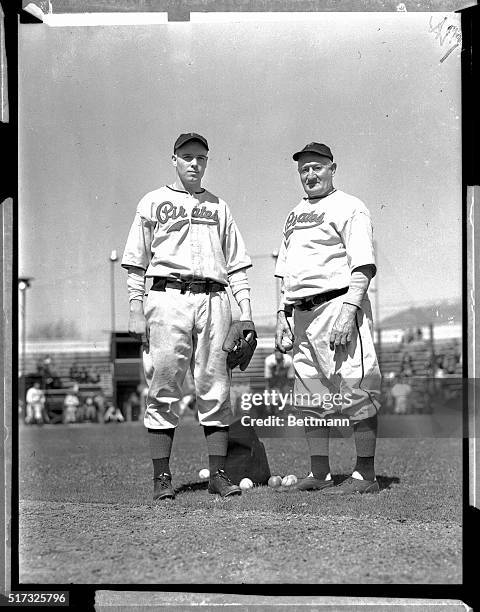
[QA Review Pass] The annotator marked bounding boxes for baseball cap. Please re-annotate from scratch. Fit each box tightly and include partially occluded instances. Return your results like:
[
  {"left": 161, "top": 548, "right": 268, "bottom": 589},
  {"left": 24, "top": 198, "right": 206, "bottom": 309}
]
[
  {"left": 292, "top": 142, "right": 333, "bottom": 162},
  {"left": 174, "top": 132, "right": 209, "bottom": 152}
]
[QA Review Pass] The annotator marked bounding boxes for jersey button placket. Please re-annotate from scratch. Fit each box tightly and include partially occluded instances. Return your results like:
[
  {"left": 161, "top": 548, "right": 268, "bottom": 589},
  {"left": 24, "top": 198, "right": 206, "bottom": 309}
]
[{"left": 189, "top": 194, "right": 203, "bottom": 281}]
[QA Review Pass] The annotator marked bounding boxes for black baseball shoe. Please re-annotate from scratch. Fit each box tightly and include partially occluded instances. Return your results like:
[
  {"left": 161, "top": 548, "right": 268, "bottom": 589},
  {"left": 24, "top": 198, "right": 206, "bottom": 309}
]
[
  {"left": 276, "top": 473, "right": 334, "bottom": 493},
  {"left": 323, "top": 474, "right": 379, "bottom": 495},
  {"left": 208, "top": 469, "right": 242, "bottom": 497},
  {"left": 153, "top": 473, "right": 175, "bottom": 500}
]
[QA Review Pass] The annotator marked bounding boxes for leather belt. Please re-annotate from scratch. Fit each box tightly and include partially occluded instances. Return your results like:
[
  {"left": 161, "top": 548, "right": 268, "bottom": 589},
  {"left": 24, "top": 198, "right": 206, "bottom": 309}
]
[
  {"left": 150, "top": 277, "right": 226, "bottom": 295},
  {"left": 292, "top": 287, "right": 349, "bottom": 312}
]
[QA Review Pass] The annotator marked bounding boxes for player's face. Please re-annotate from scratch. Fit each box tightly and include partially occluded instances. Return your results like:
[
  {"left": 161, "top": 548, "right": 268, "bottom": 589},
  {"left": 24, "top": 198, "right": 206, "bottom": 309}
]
[
  {"left": 173, "top": 141, "right": 208, "bottom": 189},
  {"left": 297, "top": 153, "right": 336, "bottom": 199}
]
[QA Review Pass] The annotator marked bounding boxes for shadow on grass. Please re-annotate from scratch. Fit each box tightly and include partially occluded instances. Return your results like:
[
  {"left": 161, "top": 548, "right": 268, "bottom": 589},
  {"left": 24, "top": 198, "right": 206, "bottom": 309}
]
[
  {"left": 333, "top": 474, "right": 400, "bottom": 490},
  {"left": 175, "top": 481, "right": 209, "bottom": 494},
  {"left": 175, "top": 475, "right": 400, "bottom": 494}
]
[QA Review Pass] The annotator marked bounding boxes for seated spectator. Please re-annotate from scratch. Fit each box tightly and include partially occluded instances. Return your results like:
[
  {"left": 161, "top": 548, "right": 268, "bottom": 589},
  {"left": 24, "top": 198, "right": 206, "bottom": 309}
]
[
  {"left": 25, "top": 382, "right": 46, "bottom": 425},
  {"left": 83, "top": 396, "right": 97, "bottom": 422},
  {"left": 78, "top": 366, "right": 89, "bottom": 384},
  {"left": 87, "top": 368, "right": 100, "bottom": 384},
  {"left": 70, "top": 361, "right": 81, "bottom": 382},
  {"left": 104, "top": 402, "right": 125, "bottom": 423},
  {"left": 124, "top": 390, "right": 141, "bottom": 421},
  {"left": 93, "top": 393, "right": 106, "bottom": 423},
  {"left": 390, "top": 376, "right": 412, "bottom": 415},
  {"left": 264, "top": 349, "right": 294, "bottom": 415},
  {"left": 64, "top": 390, "right": 80, "bottom": 423}
]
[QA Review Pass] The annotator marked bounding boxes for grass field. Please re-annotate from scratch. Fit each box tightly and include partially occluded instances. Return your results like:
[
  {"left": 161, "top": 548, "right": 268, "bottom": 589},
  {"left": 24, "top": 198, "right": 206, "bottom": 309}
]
[{"left": 19, "top": 416, "right": 462, "bottom": 584}]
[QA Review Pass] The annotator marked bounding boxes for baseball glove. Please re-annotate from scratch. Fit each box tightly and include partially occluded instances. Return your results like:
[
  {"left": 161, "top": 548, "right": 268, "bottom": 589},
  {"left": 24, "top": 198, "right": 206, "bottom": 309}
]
[{"left": 222, "top": 321, "right": 257, "bottom": 371}]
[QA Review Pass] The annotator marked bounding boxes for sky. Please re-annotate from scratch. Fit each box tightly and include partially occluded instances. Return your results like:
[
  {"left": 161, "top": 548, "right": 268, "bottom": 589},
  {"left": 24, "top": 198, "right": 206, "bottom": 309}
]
[{"left": 18, "top": 13, "right": 462, "bottom": 341}]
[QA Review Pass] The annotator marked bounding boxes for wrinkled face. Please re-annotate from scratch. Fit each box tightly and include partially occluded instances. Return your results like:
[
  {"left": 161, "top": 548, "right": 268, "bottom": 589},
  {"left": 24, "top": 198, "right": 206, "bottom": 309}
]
[
  {"left": 297, "top": 152, "right": 336, "bottom": 199},
  {"left": 172, "top": 141, "right": 208, "bottom": 187}
]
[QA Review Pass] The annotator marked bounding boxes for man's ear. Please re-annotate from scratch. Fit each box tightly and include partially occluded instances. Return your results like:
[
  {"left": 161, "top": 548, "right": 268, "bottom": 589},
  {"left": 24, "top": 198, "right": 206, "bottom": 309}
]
[
  {"left": 172, "top": 154, "right": 177, "bottom": 168},
  {"left": 331, "top": 162, "right": 337, "bottom": 175}
]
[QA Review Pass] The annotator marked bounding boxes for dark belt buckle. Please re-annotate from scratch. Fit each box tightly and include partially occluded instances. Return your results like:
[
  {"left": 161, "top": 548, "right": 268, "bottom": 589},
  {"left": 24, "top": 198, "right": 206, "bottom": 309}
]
[
  {"left": 180, "top": 281, "right": 188, "bottom": 295},
  {"left": 204, "top": 279, "right": 211, "bottom": 295}
]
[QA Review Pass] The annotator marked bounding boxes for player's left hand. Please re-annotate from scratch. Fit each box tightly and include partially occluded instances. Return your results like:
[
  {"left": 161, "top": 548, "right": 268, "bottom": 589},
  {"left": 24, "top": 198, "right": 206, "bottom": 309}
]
[{"left": 329, "top": 303, "right": 358, "bottom": 350}]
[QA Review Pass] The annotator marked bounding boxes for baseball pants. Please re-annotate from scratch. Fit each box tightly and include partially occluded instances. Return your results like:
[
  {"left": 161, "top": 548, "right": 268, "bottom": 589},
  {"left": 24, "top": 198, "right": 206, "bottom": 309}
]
[
  {"left": 292, "top": 294, "right": 381, "bottom": 422},
  {"left": 142, "top": 288, "right": 233, "bottom": 429}
]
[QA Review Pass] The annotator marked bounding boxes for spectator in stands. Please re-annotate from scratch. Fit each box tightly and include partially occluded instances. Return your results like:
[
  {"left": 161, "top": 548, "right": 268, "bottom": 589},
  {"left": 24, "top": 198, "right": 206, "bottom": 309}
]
[
  {"left": 78, "top": 366, "right": 89, "bottom": 384},
  {"left": 137, "top": 384, "right": 148, "bottom": 421},
  {"left": 390, "top": 375, "right": 412, "bottom": 415},
  {"left": 442, "top": 340, "right": 460, "bottom": 375},
  {"left": 178, "top": 370, "right": 197, "bottom": 419},
  {"left": 83, "top": 396, "right": 97, "bottom": 422},
  {"left": 64, "top": 389, "right": 80, "bottom": 423},
  {"left": 25, "top": 382, "right": 46, "bottom": 425},
  {"left": 93, "top": 392, "right": 106, "bottom": 423},
  {"left": 104, "top": 402, "right": 125, "bottom": 423},
  {"left": 402, "top": 328, "right": 415, "bottom": 345},
  {"left": 69, "top": 361, "right": 81, "bottom": 382},
  {"left": 264, "top": 349, "right": 295, "bottom": 415},
  {"left": 124, "top": 390, "right": 141, "bottom": 421},
  {"left": 86, "top": 367, "right": 100, "bottom": 384},
  {"left": 399, "top": 348, "right": 414, "bottom": 377}
]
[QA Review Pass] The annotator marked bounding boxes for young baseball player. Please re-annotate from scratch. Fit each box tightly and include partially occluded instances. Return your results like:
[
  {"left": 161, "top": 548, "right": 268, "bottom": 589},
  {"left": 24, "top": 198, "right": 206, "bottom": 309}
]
[
  {"left": 275, "top": 142, "right": 381, "bottom": 494},
  {"left": 122, "top": 133, "right": 255, "bottom": 500}
]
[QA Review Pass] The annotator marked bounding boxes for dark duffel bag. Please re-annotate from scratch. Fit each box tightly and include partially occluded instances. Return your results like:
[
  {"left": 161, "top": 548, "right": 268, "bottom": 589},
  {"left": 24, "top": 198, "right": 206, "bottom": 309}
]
[{"left": 225, "top": 418, "right": 271, "bottom": 485}]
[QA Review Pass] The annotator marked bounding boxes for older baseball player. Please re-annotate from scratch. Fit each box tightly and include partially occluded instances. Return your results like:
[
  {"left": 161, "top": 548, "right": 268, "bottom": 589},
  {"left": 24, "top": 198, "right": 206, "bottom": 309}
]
[
  {"left": 122, "top": 133, "right": 254, "bottom": 500},
  {"left": 275, "top": 142, "right": 381, "bottom": 494}
]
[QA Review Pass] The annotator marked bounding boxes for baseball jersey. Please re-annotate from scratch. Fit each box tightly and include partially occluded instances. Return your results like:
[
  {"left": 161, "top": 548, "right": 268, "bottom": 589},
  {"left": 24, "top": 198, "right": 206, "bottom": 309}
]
[
  {"left": 121, "top": 185, "right": 251, "bottom": 284},
  {"left": 274, "top": 189, "right": 376, "bottom": 303}
]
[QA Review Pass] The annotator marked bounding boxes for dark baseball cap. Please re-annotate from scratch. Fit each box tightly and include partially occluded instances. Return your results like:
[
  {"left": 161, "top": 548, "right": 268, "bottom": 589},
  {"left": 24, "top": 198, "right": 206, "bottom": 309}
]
[
  {"left": 292, "top": 142, "right": 333, "bottom": 162},
  {"left": 174, "top": 132, "right": 209, "bottom": 152}
]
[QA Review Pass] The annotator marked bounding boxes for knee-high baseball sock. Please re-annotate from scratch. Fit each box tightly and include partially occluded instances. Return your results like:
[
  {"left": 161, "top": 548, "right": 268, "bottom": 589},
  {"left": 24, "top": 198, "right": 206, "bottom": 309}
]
[
  {"left": 203, "top": 425, "right": 229, "bottom": 474},
  {"left": 353, "top": 415, "right": 377, "bottom": 481},
  {"left": 148, "top": 428, "right": 175, "bottom": 477},
  {"left": 305, "top": 425, "right": 331, "bottom": 479}
]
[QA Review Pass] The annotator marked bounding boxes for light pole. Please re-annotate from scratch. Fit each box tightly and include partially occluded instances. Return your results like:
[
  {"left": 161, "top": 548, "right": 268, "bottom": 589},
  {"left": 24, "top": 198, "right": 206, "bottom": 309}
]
[
  {"left": 18, "top": 277, "right": 33, "bottom": 407},
  {"left": 109, "top": 250, "right": 118, "bottom": 407}
]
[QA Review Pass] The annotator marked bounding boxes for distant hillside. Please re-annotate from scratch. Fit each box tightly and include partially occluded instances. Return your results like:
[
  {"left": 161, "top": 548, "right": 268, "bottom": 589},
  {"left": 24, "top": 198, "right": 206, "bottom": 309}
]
[{"left": 380, "top": 300, "right": 461, "bottom": 329}]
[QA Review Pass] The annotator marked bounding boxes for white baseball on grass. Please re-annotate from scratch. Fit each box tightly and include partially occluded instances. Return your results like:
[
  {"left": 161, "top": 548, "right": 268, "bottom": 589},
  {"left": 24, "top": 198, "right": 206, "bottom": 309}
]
[
  {"left": 198, "top": 468, "right": 210, "bottom": 479},
  {"left": 281, "top": 474, "right": 298, "bottom": 487},
  {"left": 239, "top": 478, "right": 254, "bottom": 490}
]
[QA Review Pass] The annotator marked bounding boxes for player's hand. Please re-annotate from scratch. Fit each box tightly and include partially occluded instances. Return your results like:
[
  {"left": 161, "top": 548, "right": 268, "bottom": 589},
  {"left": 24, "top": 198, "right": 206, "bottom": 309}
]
[
  {"left": 275, "top": 310, "right": 294, "bottom": 353},
  {"left": 329, "top": 303, "right": 357, "bottom": 350},
  {"left": 128, "top": 303, "right": 149, "bottom": 348}
]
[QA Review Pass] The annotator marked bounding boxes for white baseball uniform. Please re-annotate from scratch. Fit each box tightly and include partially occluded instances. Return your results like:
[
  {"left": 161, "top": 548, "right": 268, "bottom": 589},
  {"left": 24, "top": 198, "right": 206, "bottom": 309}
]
[
  {"left": 122, "top": 185, "right": 251, "bottom": 429},
  {"left": 275, "top": 189, "right": 381, "bottom": 422},
  {"left": 25, "top": 386, "right": 45, "bottom": 423}
]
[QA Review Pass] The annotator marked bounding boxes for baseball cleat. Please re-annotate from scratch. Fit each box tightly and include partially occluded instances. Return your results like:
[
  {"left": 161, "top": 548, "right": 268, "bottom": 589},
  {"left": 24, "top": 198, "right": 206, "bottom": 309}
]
[
  {"left": 276, "top": 473, "right": 334, "bottom": 493},
  {"left": 208, "top": 469, "right": 242, "bottom": 497},
  {"left": 153, "top": 473, "right": 175, "bottom": 500},
  {"left": 323, "top": 475, "right": 380, "bottom": 495}
]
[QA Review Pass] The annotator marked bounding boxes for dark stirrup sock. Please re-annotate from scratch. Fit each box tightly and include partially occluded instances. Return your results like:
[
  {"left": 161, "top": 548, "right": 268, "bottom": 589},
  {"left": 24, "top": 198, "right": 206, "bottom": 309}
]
[
  {"left": 203, "top": 425, "right": 229, "bottom": 474},
  {"left": 148, "top": 427, "right": 175, "bottom": 477},
  {"left": 353, "top": 415, "right": 378, "bottom": 481}
]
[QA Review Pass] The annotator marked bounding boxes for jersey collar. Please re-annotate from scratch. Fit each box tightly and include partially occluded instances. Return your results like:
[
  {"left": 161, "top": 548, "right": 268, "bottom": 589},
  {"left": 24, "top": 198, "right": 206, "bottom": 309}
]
[{"left": 167, "top": 184, "right": 205, "bottom": 195}]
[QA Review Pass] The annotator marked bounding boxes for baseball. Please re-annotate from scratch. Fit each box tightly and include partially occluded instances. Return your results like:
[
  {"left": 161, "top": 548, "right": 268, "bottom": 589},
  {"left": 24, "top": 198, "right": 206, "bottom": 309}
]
[
  {"left": 268, "top": 475, "right": 283, "bottom": 488},
  {"left": 281, "top": 474, "right": 298, "bottom": 487},
  {"left": 239, "top": 477, "right": 254, "bottom": 490},
  {"left": 282, "top": 337, "right": 294, "bottom": 351},
  {"left": 198, "top": 468, "right": 210, "bottom": 479}
]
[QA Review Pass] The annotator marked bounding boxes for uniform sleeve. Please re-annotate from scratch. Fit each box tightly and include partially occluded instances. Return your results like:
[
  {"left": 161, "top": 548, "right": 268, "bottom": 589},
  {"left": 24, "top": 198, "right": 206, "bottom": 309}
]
[
  {"left": 339, "top": 208, "right": 377, "bottom": 277},
  {"left": 121, "top": 197, "right": 156, "bottom": 271},
  {"left": 223, "top": 204, "right": 252, "bottom": 274}
]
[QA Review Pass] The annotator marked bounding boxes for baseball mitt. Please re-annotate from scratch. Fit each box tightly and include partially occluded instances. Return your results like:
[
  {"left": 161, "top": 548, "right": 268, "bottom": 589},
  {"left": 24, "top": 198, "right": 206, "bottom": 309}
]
[{"left": 222, "top": 321, "right": 257, "bottom": 371}]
